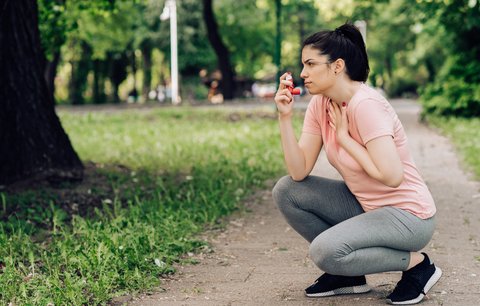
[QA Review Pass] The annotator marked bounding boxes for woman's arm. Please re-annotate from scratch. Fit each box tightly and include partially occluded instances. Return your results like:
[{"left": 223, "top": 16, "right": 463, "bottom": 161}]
[
  {"left": 338, "top": 134, "right": 403, "bottom": 187},
  {"left": 275, "top": 73, "right": 323, "bottom": 181},
  {"left": 329, "top": 102, "right": 403, "bottom": 187},
  {"left": 279, "top": 115, "right": 322, "bottom": 181}
]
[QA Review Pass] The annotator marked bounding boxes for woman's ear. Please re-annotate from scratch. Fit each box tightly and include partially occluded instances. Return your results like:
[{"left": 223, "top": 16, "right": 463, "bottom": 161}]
[{"left": 334, "top": 59, "right": 346, "bottom": 74}]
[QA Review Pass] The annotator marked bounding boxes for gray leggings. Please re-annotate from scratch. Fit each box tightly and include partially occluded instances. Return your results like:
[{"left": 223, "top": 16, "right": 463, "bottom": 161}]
[{"left": 272, "top": 175, "right": 435, "bottom": 276}]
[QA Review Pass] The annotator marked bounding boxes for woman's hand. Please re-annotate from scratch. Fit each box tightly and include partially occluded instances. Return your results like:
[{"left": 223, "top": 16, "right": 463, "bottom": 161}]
[
  {"left": 274, "top": 73, "right": 294, "bottom": 118},
  {"left": 327, "top": 101, "right": 350, "bottom": 143}
]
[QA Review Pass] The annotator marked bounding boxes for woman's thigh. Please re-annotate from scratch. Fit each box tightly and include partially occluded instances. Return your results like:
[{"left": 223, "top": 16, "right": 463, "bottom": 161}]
[
  {"left": 273, "top": 175, "right": 365, "bottom": 225},
  {"left": 318, "top": 206, "right": 435, "bottom": 252},
  {"left": 309, "top": 207, "right": 435, "bottom": 275}
]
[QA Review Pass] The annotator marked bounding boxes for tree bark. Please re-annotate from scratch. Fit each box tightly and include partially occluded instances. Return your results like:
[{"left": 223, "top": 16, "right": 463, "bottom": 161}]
[
  {"left": 92, "top": 59, "right": 107, "bottom": 104},
  {"left": 44, "top": 50, "right": 61, "bottom": 102},
  {"left": 110, "top": 52, "right": 128, "bottom": 103},
  {"left": 202, "top": 0, "right": 235, "bottom": 100},
  {"left": 69, "top": 42, "right": 91, "bottom": 105},
  {"left": 0, "top": 0, "right": 83, "bottom": 185},
  {"left": 141, "top": 42, "right": 152, "bottom": 100}
]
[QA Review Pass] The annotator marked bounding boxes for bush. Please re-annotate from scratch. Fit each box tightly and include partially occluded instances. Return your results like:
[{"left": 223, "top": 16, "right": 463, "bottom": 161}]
[
  {"left": 387, "top": 78, "right": 419, "bottom": 98},
  {"left": 420, "top": 78, "right": 480, "bottom": 117},
  {"left": 420, "top": 53, "right": 480, "bottom": 118}
]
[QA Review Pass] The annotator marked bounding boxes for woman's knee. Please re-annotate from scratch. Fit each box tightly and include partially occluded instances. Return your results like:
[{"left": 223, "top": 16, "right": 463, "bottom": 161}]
[
  {"left": 309, "top": 235, "right": 352, "bottom": 276},
  {"left": 272, "top": 175, "right": 296, "bottom": 208}
]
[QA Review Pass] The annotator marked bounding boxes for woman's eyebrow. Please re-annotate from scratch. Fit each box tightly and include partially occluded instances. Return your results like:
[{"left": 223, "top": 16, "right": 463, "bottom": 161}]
[{"left": 303, "top": 59, "right": 314, "bottom": 64}]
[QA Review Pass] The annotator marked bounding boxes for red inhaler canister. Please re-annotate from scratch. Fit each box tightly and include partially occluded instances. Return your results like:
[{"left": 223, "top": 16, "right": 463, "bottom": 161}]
[{"left": 285, "top": 73, "right": 301, "bottom": 95}]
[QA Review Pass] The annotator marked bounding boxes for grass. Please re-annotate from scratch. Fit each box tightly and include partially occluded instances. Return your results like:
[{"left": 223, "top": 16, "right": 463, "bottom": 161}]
[
  {"left": 0, "top": 106, "right": 303, "bottom": 305},
  {"left": 426, "top": 115, "right": 480, "bottom": 179}
]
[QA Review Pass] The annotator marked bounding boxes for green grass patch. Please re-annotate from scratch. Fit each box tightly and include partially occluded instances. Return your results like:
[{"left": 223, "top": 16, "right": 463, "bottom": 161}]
[
  {"left": 426, "top": 115, "right": 480, "bottom": 178},
  {"left": 0, "top": 106, "right": 303, "bottom": 304}
]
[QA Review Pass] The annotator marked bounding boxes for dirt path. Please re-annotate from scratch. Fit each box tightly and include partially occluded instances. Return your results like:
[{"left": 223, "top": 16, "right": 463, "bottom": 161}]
[{"left": 128, "top": 99, "right": 480, "bottom": 306}]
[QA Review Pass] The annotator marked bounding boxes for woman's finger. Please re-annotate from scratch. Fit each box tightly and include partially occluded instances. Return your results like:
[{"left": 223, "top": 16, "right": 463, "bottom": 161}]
[
  {"left": 280, "top": 79, "right": 294, "bottom": 88},
  {"left": 332, "top": 102, "right": 341, "bottom": 117},
  {"left": 328, "top": 120, "right": 336, "bottom": 131},
  {"left": 278, "top": 72, "right": 291, "bottom": 90},
  {"left": 275, "top": 89, "right": 293, "bottom": 104},
  {"left": 328, "top": 103, "right": 337, "bottom": 121},
  {"left": 341, "top": 102, "right": 348, "bottom": 123}
]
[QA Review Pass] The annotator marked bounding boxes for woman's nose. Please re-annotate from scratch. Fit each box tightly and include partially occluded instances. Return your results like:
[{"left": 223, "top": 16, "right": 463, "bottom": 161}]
[{"left": 300, "top": 68, "right": 307, "bottom": 79}]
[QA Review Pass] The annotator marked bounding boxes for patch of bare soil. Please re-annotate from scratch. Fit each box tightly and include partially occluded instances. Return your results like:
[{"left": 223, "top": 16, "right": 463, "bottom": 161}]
[{"left": 1, "top": 162, "right": 136, "bottom": 222}]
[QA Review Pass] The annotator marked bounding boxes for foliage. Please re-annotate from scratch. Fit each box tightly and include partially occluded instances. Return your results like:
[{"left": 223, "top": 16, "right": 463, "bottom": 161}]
[
  {"left": 74, "top": 1, "right": 141, "bottom": 59},
  {"left": 0, "top": 106, "right": 299, "bottom": 304},
  {"left": 420, "top": 75, "right": 480, "bottom": 117},
  {"left": 214, "top": 0, "right": 275, "bottom": 77},
  {"left": 38, "top": 0, "right": 115, "bottom": 59},
  {"left": 410, "top": 0, "right": 480, "bottom": 117},
  {"left": 366, "top": 1, "right": 417, "bottom": 93},
  {"left": 38, "top": 0, "right": 480, "bottom": 113}
]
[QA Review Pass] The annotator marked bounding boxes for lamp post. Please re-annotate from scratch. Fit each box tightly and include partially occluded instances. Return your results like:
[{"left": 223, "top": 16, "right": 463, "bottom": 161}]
[
  {"left": 354, "top": 20, "right": 367, "bottom": 45},
  {"left": 275, "top": 0, "right": 282, "bottom": 88},
  {"left": 160, "top": 0, "right": 180, "bottom": 105}
]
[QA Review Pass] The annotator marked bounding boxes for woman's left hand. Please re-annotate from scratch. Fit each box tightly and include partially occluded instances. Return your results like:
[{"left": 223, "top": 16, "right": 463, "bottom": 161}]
[{"left": 328, "top": 101, "right": 350, "bottom": 143}]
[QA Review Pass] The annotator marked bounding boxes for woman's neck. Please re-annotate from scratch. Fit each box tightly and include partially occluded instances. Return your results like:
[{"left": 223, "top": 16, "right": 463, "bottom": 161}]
[{"left": 325, "top": 80, "right": 363, "bottom": 106}]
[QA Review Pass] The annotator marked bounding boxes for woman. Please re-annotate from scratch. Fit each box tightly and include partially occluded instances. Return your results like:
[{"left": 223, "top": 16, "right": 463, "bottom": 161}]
[{"left": 272, "top": 23, "right": 442, "bottom": 305}]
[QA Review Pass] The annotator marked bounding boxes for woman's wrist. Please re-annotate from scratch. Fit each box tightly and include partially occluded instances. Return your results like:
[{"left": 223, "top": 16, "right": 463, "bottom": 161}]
[
  {"left": 278, "top": 112, "right": 293, "bottom": 120},
  {"left": 336, "top": 132, "right": 351, "bottom": 147}
]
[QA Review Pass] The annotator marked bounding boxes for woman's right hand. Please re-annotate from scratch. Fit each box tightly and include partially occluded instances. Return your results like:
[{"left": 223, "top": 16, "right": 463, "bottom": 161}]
[{"left": 274, "top": 72, "right": 294, "bottom": 118}]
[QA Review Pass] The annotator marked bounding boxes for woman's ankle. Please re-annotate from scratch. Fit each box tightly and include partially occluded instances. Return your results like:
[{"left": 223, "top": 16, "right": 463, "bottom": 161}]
[{"left": 406, "top": 252, "right": 425, "bottom": 270}]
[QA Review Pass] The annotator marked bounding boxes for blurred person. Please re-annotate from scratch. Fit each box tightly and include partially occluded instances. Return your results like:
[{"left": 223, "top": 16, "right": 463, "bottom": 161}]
[
  {"left": 272, "top": 23, "right": 441, "bottom": 305},
  {"left": 208, "top": 80, "right": 223, "bottom": 104}
]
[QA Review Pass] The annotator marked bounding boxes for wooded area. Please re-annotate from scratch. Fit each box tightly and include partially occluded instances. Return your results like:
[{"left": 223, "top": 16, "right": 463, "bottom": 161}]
[{"left": 1, "top": 0, "right": 479, "bottom": 184}]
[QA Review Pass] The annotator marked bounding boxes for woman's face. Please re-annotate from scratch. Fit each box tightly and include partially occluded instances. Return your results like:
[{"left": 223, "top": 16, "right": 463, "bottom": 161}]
[{"left": 300, "top": 46, "right": 335, "bottom": 95}]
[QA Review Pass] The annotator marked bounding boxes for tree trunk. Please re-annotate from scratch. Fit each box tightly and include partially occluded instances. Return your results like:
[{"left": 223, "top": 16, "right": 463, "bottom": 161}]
[
  {"left": 384, "top": 57, "right": 393, "bottom": 85},
  {"left": 44, "top": 50, "right": 61, "bottom": 102},
  {"left": 0, "top": 0, "right": 83, "bottom": 186},
  {"left": 69, "top": 42, "right": 91, "bottom": 105},
  {"left": 110, "top": 52, "right": 128, "bottom": 103},
  {"left": 141, "top": 42, "right": 152, "bottom": 100},
  {"left": 425, "top": 58, "right": 436, "bottom": 82},
  {"left": 298, "top": 15, "right": 306, "bottom": 70},
  {"left": 92, "top": 59, "right": 107, "bottom": 104},
  {"left": 202, "top": 0, "right": 235, "bottom": 100}
]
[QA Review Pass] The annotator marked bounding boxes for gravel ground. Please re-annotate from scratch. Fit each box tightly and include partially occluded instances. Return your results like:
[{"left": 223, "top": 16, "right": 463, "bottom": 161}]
[{"left": 126, "top": 99, "right": 480, "bottom": 306}]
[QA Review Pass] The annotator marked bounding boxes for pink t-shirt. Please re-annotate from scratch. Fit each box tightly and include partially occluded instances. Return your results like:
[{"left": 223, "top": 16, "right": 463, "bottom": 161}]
[{"left": 303, "top": 83, "right": 436, "bottom": 219}]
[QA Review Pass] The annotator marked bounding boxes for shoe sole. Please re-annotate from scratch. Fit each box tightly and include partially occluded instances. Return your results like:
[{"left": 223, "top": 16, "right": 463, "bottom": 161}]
[
  {"left": 386, "top": 267, "right": 443, "bottom": 305},
  {"left": 305, "top": 284, "right": 371, "bottom": 297}
]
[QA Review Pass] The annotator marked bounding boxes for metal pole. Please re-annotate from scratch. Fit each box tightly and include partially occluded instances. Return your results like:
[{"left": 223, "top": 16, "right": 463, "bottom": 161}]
[
  {"left": 169, "top": 0, "right": 180, "bottom": 104},
  {"left": 275, "top": 0, "right": 282, "bottom": 88},
  {"left": 354, "top": 20, "right": 367, "bottom": 46}
]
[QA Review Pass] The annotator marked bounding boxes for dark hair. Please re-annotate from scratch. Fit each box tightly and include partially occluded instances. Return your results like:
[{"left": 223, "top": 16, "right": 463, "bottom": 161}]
[{"left": 302, "top": 23, "right": 369, "bottom": 82}]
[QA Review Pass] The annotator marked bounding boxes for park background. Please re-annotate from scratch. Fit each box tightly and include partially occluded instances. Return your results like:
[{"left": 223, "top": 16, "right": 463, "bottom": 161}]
[{"left": 0, "top": 0, "right": 479, "bottom": 304}]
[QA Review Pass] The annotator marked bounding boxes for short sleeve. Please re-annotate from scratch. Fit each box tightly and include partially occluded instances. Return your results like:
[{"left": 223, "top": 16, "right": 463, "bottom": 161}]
[
  {"left": 354, "top": 99, "right": 394, "bottom": 145},
  {"left": 302, "top": 97, "right": 322, "bottom": 135}
]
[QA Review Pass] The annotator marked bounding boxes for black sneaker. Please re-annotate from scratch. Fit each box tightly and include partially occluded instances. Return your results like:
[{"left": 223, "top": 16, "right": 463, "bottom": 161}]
[
  {"left": 305, "top": 273, "right": 371, "bottom": 297},
  {"left": 386, "top": 253, "right": 442, "bottom": 305}
]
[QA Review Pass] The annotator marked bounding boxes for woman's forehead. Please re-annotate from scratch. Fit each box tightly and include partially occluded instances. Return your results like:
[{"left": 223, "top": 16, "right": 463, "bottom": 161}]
[{"left": 302, "top": 46, "right": 327, "bottom": 60}]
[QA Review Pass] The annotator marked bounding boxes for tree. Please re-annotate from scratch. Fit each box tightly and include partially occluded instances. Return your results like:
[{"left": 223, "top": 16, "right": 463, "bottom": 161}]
[
  {"left": 202, "top": 0, "right": 236, "bottom": 100},
  {"left": 406, "top": 0, "right": 480, "bottom": 116},
  {"left": 38, "top": 0, "right": 68, "bottom": 98},
  {"left": 0, "top": 0, "right": 83, "bottom": 185},
  {"left": 38, "top": 0, "right": 115, "bottom": 100}
]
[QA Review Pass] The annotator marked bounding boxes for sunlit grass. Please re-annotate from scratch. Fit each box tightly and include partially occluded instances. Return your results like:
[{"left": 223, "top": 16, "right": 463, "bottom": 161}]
[
  {"left": 426, "top": 115, "right": 480, "bottom": 179},
  {"left": 0, "top": 106, "right": 302, "bottom": 305}
]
